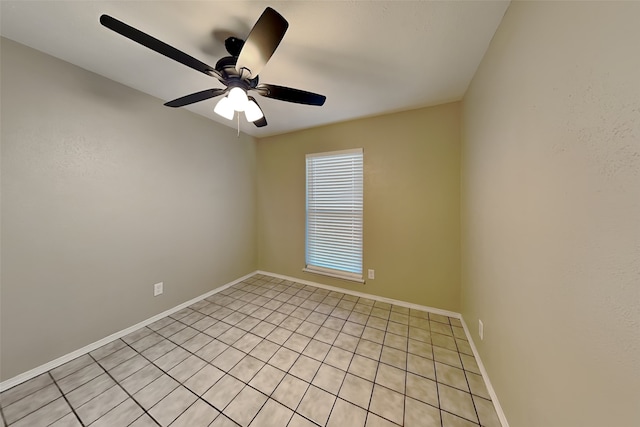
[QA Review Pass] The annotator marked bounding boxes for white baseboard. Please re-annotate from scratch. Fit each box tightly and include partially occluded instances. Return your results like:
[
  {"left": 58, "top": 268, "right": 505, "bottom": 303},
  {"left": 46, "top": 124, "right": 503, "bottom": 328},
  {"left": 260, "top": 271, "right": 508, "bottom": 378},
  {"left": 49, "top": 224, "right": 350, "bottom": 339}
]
[
  {"left": 258, "top": 270, "right": 462, "bottom": 319},
  {"left": 0, "top": 271, "right": 258, "bottom": 392},
  {"left": 460, "top": 317, "right": 510, "bottom": 427},
  {"left": 2, "top": 268, "right": 508, "bottom": 427},
  {"left": 263, "top": 271, "right": 509, "bottom": 425}
]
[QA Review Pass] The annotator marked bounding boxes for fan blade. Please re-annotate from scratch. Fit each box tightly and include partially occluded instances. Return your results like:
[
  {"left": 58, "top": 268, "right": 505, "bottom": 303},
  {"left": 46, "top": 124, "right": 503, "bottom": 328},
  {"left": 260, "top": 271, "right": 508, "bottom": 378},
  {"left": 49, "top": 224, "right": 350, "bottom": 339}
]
[
  {"left": 100, "top": 15, "right": 218, "bottom": 78},
  {"left": 235, "top": 7, "right": 288, "bottom": 78},
  {"left": 248, "top": 96, "right": 268, "bottom": 127},
  {"left": 164, "top": 88, "right": 227, "bottom": 108},
  {"left": 253, "top": 116, "right": 268, "bottom": 128},
  {"left": 257, "top": 84, "right": 326, "bottom": 106}
]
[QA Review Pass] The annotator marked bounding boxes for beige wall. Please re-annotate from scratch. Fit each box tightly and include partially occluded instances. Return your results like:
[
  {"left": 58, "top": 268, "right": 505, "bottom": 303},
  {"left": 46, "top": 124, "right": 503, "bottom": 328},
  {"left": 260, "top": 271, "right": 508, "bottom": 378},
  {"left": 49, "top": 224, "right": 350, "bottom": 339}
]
[
  {"left": 0, "top": 38, "right": 257, "bottom": 380},
  {"left": 461, "top": 2, "right": 640, "bottom": 427},
  {"left": 257, "top": 103, "right": 461, "bottom": 311}
]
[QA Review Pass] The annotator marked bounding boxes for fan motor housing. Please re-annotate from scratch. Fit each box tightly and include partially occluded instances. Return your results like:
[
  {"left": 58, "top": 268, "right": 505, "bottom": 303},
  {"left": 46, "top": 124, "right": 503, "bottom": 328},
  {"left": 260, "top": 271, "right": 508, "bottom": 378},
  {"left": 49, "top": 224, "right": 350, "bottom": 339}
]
[{"left": 215, "top": 56, "right": 259, "bottom": 89}]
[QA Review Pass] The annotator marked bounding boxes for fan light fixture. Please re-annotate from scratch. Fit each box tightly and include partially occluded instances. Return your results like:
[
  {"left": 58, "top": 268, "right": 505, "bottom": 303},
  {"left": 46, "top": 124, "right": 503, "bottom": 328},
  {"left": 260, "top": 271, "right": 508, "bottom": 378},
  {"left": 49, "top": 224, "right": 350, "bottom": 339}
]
[
  {"left": 214, "top": 97, "right": 234, "bottom": 120},
  {"left": 100, "top": 9, "right": 326, "bottom": 130},
  {"left": 214, "top": 88, "right": 264, "bottom": 123}
]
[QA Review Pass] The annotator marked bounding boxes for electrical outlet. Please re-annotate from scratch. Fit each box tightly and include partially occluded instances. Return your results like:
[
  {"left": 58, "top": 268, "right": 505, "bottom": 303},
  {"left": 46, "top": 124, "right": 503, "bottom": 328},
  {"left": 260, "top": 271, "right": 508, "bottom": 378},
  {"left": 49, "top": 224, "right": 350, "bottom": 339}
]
[
  {"left": 154, "top": 282, "right": 163, "bottom": 297},
  {"left": 368, "top": 269, "right": 375, "bottom": 280},
  {"left": 478, "top": 319, "right": 484, "bottom": 340}
]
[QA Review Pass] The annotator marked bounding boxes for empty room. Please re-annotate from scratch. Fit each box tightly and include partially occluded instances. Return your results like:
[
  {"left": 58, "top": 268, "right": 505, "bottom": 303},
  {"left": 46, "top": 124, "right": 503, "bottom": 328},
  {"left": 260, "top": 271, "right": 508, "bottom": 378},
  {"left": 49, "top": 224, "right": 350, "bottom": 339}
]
[{"left": 1, "top": 1, "right": 638, "bottom": 427}]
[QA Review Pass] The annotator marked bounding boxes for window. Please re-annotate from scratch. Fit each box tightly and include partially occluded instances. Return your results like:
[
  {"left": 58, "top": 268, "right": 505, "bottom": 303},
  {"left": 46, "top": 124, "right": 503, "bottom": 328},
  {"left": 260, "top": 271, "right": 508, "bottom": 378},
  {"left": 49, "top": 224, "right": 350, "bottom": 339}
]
[{"left": 305, "top": 148, "right": 363, "bottom": 282}]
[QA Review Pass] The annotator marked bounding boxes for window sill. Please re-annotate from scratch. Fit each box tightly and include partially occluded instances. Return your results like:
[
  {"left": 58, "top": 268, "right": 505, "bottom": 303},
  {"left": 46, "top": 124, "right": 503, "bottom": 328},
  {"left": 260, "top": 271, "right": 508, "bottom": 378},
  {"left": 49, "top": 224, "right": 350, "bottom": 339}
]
[{"left": 302, "top": 267, "right": 365, "bottom": 284}]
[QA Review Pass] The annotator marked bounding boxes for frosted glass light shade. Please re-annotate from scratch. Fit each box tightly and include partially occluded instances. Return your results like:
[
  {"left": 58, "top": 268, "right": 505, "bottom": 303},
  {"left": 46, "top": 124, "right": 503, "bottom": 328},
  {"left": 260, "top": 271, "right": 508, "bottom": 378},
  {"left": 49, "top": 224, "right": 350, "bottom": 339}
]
[
  {"left": 228, "top": 87, "right": 249, "bottom": 111},
  {"left": 214, "top": 96, "right": 234, "bottom": 120},
  {"left": 245, "top": 100, "right": 264, "bottom": 122}
]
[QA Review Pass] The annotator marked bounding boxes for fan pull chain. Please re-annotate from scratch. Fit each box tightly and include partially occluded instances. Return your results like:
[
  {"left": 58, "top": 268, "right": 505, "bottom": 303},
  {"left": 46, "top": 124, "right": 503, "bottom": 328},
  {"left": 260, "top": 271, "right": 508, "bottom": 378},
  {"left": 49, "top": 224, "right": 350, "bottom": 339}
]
[{"left": 237, "top": 112, "right": 240, "bottom": 137}]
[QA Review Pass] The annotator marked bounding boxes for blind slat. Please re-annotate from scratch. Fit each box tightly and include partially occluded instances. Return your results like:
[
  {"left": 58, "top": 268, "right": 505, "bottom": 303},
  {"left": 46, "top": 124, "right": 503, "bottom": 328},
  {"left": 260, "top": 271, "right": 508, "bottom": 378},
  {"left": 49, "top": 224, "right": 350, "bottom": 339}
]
[{"left": 306, "top": 150, "right": 363, "bottom": 277}]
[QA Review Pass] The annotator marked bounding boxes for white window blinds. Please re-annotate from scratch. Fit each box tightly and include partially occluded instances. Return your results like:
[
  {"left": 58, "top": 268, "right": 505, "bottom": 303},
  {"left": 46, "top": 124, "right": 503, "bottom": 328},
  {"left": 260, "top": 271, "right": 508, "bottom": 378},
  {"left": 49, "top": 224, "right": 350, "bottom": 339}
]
[{"left": 305, "top": 149, "right": 363, "bottom": 282}]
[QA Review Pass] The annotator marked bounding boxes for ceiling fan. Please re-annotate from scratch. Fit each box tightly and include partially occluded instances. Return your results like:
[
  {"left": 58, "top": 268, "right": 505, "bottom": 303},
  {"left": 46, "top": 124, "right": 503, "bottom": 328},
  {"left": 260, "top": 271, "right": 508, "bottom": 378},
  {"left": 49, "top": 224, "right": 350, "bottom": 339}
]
[{"left": 100, "top": 7, "right": 326, "bottom": 128}]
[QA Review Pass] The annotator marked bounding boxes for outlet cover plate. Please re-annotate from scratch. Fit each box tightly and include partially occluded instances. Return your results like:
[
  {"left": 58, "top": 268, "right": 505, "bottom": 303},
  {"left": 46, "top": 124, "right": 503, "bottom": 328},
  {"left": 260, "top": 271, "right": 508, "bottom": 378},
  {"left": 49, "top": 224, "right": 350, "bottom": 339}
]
[
  {"left": 154, "top": 282, "right": 163, "bottom": 297},
  {"left": 368, "top": 269, "right": 375, "bottom": 279}
]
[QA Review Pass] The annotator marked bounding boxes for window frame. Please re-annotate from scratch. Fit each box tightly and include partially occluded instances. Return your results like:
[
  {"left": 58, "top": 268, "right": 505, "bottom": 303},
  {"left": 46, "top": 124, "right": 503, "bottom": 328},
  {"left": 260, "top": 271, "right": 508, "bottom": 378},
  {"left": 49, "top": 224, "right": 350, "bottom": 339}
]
[{"left": 304, "top": 148, "right": 364, "bottom": 283}]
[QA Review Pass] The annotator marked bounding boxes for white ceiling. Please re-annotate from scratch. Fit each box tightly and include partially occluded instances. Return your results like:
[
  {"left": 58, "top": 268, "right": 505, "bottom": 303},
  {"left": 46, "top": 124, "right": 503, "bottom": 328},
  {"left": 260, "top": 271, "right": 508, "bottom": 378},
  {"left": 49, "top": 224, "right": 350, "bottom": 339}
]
[{"left": 0, "top": 1, "right": 509, "bottom": 137}]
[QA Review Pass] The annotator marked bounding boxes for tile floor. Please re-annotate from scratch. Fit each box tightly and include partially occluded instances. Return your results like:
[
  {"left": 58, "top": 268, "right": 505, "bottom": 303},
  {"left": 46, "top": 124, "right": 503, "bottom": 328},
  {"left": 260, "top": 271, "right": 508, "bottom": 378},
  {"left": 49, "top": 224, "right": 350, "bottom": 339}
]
[{"left": 0, "top": 274, "right": 501, "bottom": 427}]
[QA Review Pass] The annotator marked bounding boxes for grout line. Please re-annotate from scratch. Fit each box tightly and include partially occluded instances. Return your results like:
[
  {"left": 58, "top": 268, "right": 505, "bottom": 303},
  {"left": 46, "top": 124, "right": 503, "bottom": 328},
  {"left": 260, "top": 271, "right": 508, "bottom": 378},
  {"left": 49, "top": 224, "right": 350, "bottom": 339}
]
[
  {"left": 49, "top": 372, "right": 86, "bottom": 427},
  {"left": 4, "top": 273, "right": 494, "bottom": 427},
  {"left": 258, "top": 270, "right": 462, "bottom": 319},
  {"left": 2, "top": 376, "right": 69, "bottom": 427}
]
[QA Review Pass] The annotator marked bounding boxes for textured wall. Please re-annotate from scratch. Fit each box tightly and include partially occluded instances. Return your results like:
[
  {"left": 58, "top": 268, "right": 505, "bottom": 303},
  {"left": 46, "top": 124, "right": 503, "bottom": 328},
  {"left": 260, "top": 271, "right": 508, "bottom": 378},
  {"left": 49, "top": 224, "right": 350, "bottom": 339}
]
[
  {"left": 258, "top": 103, "right": 461, "bottom": 311},
  {"left": 461, "top": 2, "right": 640, "bottom": 426},
  {"left": 1, "top": 38, "right": 257, "bottom": 380}
]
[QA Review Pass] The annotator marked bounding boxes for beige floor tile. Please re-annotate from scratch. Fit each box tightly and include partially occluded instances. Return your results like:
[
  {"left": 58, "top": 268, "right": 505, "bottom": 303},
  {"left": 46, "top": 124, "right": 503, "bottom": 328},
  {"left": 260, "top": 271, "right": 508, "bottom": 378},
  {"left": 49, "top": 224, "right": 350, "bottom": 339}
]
[
  {"left": 168, "top": 355, "right": 206, "bottom": 383},
  {"left": 408, "top": 339, "right": 433, "bottom": 359},
  {"left": 356, "top": 340, "right": 383, "bottom": 360},
  {"left": 436, "top": 362, "right": 469, "bottom": 392},
  {"left": 271, "top": 374, "right": 309, "bottom": 410},
  {"left": 297, "top": 385, "right": 336, "bottom": 426},
  {"left": 466, "top": 371, "right": 490, "bottom": 399},
  {"left": 202, "top": 374, "right": 244, "bottom": 410},
  {"left": 92, "top": 399, "right": 143, "bottom": 427},
  {"left": 248, "top": 398, "right": 293, "bottom": 427},
  {"left": 49, "top": 412, "right": 82, "bottom": 427},
  {"left": 473, "top": 395, "right": 501, "bottom": 427},
  {"left": 375, "top": 364, "right": 405, "bottom": 394},
  {"left": 312, "top": 364, "right": 346, "bottom": 395},
  {"left": 289, "top": 355, "right": 321, "bottom": 382},
  {"left": 288, "top": 413, "right": 318, "bottom": 427},
  {"left": 438, "top": 383, "right": 478, "bottom": 424},
  {"left": 195, "top": 340, "right": 229, "bottom": 362},
  {"left": 433, "top": 346, "right": 463, "bottom": 369},
  {"left": 170, "top": 399, "right": 219, "bottom": 427},
  {"left": 183, "top": 364, "right": 224, "bottom": 396},
  {"left": 223, "top": 386, "right": 267, "bottom": 427},
  {"left": 369, "top": 385, "right": 404, "bottom": 425},
  {"left": 3, "top": 383, "right": 61, "bottom": 424},
  {"left": 0, "top": 373, "right": 52, "bottom": 408},
  {"left": 365, "top": 412, "right": 400, "bottom": 427},
  {"left": 10, "top": 398, "right": 72, "bottom": 427},
  {"left": 430, "top": 321, "right": 454, "bottom": 336},
  {"left": 362, "top": 327, "right": 385, "bottom": 344},
  {"left": 383, "top": 333, "right": 408, "bottom": 351},
  {"left": 380, "top": 346, "right": 407, "bottom": 369},
  {"left": 348, "top": 354, "right": 379, "bottom": 381},
  {"left": 4, "top": 275, "right": 501, "bottom": 427},
  {"left": 441, "top": 410, "right": 480, "bottom": 427},
  {"left": 431, "top": 333, "right": 458, "bottom": 351},
  {"left": 327, "top": 398, "right": 367, "bottom": 427},
  {"left": 269, "top": 347, "right": 299, "bottom": 371},
  {"left": 249, "top": 364, "right": 286, "bottom": 396},
  {"left": 339, "top": 373, "right": 374, "bottom": 409},
  {"left": 406, "top": 372, "right": 438, "bottom": 407},
  {"left": 461, "top": 353, "right": 481, "bottom": 374},
  {"left": 407, "top": 353, "right": 436, "bottom": 380},
  {"left": 210, "top": 413, "right": 242, "bottom": 427},
  {"left": 334, "top": 332, "right": 360, "bottom": 352},
  {"left": 302, "top": 339, "right": 331, "bottom": 361},
  {"left": 232, "top": 333, "right": 263, "bottom": 353},
  {"left": 324, "top": 347, "right": 354, "bottom": 371},
  {"left": 404, "top": 396, "right": 440, "bottom": 427},
  {"left": 67, "top": 374, "right": 117, "bottom": 408},
  {"left": 249, "top": 340, "right": 280, "bottom": 362},
  {"left": 77, "top": 385, "right": 128, "bottom": 425},
  {"left": 283, "top": 333, "right": 312, "bottom": 353},
  {"left": 229, "top": 355, "right": 265, "bottom": 383}
]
